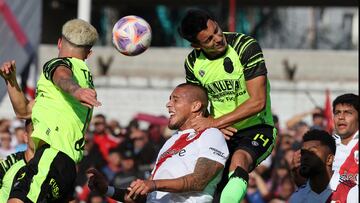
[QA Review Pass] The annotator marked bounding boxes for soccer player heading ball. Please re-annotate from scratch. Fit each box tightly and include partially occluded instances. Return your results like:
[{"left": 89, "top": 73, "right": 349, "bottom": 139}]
[{"left": 178, "top": 9, "right": 277, "bottom": 203}]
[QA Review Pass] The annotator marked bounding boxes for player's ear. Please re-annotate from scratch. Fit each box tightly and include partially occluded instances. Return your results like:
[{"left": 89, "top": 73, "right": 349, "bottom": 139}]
[
  {"left": 326, "top": 154, "right": 334, "bottom": 166},
  {"left": 57, "top": 38, "right": 62, "bottom": 50},
  {"left": 191, "top": 100, "right": 202, "bottom": 113}
]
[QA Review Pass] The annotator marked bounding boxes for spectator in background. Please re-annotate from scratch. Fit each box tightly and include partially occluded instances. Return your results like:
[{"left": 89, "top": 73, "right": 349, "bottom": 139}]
[
  {"left": 130, "top": 129, "right": 158, "bottom": 169},
  {"left": 0, "top": 119, "right": 11, "bottom": 133},
  {"left": 101, "top": 148, "right": 122, "bottom": 182},
  {"left": 329, "top": 93, "right": 358, "bottom": 203},
  {"left": 92, "top": 114, "right": 121, "bottom": 159},
  {"left": 289, "top": 129, "right": 336, "bottom": 203},
  {"left": 112, "top": 149, "right": 145, "bottom": 189},
  {"left": 268, "top": 159, "right": 295, "bottom": 200},
  {"left": 272, "top": 133, "right": 295, "bottom": 168},
  {"left": 107, "top": 119, "right": 126, "bottom": 140},
  {"left": 86, "top": 191, "right": 106, "bottom": 203},
  {"left": 286, "top": 107, "right": 325, "bottom": 131},
  {"left": 0, "top": 132, "right": 15, "bottom": 159},
  {"left": 13, "top": 126, "right": 28, "bottom": 152},
  {"left": 274, "top": 177, "right": 295, "bottom": 202},
  {"left": 245, "top": 171, "right": 269, "bottom": 203},
  {"left": 147, "top": 123, "right": 166, "bottom": 151},
  {"left": 290, "top": 121, "right": 309, "bottom": 150}
]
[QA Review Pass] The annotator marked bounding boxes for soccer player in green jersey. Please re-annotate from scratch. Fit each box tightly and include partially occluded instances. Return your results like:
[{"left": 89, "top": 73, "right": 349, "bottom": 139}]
[
  {"left": 1, "top": 60, "right": 35, "bottom": 202},
  {"left": 179, "top": 9, "right": 277, "bottom": 203},
  {"left": 3, "top": 19, "right": 101, "bottom": 203},
  {"left": 0, "top": 119, "right": 33, "bottom": 203}
]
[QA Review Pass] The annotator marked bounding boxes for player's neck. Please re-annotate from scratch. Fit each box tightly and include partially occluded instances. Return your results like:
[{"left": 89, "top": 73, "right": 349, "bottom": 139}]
[
  {"left": 58, "top": 49, "right": 87, "bottom": 60},
  {"left": 179, "top": 114, "right": 202, "bottom": 131},
  {"left": 340, "top": 131, "right": 358, "bottom": 145}
]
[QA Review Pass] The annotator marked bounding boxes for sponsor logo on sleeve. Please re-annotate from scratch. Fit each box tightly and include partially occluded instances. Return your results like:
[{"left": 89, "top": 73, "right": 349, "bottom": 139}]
[{"left": 209, "top": 147, "right": 226, "bottom": 158}]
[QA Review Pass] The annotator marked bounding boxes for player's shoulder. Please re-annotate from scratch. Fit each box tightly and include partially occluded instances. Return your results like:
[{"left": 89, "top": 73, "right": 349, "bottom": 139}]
[
  {"left": 203, "top": 128, "right": 225, "bottom": 139},
  {"left": 185, "top": 49, "right": 201, "bottom": 66},
  {"left": 44, "top": 57, "right": 72, "bottom": 67},
  {"left": 224, "top": 32, "right": 257, "bottom": 46}
]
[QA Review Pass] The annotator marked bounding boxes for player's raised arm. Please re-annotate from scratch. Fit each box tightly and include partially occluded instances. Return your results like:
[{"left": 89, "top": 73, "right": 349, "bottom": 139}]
[
  {"left": 52, "top": 65, "right": 101, "bottom": 108},
  {"left": 0, "top": 60, "right": 33, "bottom": 119}
]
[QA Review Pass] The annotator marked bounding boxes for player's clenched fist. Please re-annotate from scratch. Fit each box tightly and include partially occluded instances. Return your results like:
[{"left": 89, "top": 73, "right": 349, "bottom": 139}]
[{"left": 0, "top": 60, "right": 17, "bottom": 81}]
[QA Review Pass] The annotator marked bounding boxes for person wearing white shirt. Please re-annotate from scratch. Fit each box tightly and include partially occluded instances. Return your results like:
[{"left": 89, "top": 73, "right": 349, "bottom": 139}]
[
  {"left": 87, "top": 83, "right": 229, "bottom": 203},
  {"left": 328, "top": 93, "right": 358, "bottom": 203},
  {"left": 289, "top": 129, "right": 336, "bottom": 203}
]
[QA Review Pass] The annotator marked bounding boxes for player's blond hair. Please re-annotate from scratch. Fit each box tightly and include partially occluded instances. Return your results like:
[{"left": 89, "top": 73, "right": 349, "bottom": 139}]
[{"left": 62, "top": 19, "right": 98, "bottom": 47}]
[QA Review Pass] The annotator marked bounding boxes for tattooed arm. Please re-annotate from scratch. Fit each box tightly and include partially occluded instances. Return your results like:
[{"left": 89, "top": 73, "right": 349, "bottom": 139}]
[
  {"left": 127, "top": 157, "right": 224, "bottom": 198},
  {"left": 155, "top": 157, "right": 223, "bottom": 192},
  {"left": 52, "top": 66, "right": 101, "bottom": 108}
]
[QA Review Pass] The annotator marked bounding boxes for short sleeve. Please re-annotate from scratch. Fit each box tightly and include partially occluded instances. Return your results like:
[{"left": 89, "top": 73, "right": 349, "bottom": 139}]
[
  {"left": 42, "top": 58, "right": 72, "bottom": 81},
  {"left": 198, "top": 128, "right": 229, "bottom": 166}
]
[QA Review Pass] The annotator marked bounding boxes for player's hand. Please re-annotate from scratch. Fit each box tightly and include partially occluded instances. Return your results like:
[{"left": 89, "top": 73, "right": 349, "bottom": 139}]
[
  {"left": 87, "top": 168, "right": 108, "bottom": 195},
  {"left": 0, "top": 60, "right": 17, "bottom": 82},
  {"left": 190, "top": 116, "right": 216, "bottom": 132},
  {"left": 127, "top": 179, "right": 155, "bottom": 200},
  {"left": 291, "top": 149, "right": 301, "bottom": 170},
  {"left": 220, "top": 126, "right": 237, "bottom": 140},
  {"left": 72, "top": 88, "right": 102, "bottom": 108}
]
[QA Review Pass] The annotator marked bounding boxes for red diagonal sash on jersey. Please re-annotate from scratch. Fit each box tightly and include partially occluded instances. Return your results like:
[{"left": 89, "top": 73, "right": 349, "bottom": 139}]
[
  {"left": 152, "top": 130, "right": 205, "bottom": 178},
  {"left": 329, "top": 142, "right": 359, "bottom": 202}
]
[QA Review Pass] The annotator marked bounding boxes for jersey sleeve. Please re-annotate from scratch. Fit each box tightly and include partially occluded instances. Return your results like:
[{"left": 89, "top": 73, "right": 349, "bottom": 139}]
[
  {"left": 198, "top": 128, "right": 229, "bottom": 166},
  {"left": 184, "top": 51, "right": 201, "bottom": 85},
  {"left": 42, "top": 58, "right": 72, "bottom": 82},
  {"left": 234, "top": 35, "right": 267, "bottom": 81}
]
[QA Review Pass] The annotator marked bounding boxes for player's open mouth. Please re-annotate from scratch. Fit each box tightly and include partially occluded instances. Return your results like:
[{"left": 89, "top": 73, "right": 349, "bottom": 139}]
[{"left": 168, "top": 111, "right": 175, "bottom": 117}]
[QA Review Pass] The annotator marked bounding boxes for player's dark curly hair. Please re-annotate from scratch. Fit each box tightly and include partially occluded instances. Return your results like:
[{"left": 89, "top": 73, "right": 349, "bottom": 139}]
[
  {"left": 332, "top": 93, "right": 359, "bottom": 114},
  {"left": 303, "top": 129, "right": 336, "bottom": 155},
  {"left": 178, "top": 9, "right": 215, "bottom": 44}
]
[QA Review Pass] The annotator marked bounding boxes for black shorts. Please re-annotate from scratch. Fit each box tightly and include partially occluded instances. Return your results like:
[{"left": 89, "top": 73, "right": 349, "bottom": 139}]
[
  {"left": 212, "top": 124, "right": 277, "bottom": 203},
  {"left": 9, "top": 144, "right": 76, "bottom": 203},
  {"left": 227, "top": 124, "right": 276, "bottom": 170}
]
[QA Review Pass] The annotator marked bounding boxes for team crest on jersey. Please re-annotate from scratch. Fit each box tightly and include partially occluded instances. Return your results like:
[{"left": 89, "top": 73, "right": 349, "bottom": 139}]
[
  {"left": 186, "top": 133, "right": 197, "bottom": 141},
  {"left": 354, "top": 150, "right": 359, "bottom": 164},
  {"left": 199, "top": 70, "right": 205, "bottom": 77},
  {"left": 223, "top": 57, "right": 234, "bottom": 73}
]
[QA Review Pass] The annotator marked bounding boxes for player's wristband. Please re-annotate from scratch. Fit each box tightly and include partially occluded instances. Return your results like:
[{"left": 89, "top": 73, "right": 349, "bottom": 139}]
[{"left": 106, "top": 186, "right": 115, "bottom": 197}]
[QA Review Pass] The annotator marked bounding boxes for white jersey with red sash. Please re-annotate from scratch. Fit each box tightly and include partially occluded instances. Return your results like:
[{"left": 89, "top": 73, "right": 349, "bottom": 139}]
[
  {"left": 329, "top": 131, "right": 358, "bottom": 203},
  {"left": 148, "top": 128, "right": 229, "bottom": 203}
]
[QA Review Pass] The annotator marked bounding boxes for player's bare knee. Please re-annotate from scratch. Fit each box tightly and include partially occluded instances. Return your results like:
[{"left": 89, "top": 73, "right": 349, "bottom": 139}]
[{"left": 230, "top": 149, "right": 253, "bottom": 172}]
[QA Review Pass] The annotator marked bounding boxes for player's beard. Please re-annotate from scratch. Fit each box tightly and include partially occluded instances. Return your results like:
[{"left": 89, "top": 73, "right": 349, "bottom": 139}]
[{"left": 168, "top": 117, "right": 184, "bottom": 130}]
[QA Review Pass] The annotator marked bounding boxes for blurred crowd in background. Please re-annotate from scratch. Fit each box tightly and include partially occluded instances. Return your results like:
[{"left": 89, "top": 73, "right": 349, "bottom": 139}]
[{"left": 0, "top": 106, "right": 333, "bottom": 203}]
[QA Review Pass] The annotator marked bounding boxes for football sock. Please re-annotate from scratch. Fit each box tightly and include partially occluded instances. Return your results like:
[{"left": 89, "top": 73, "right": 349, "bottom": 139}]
[{"left": 220, "top": 166, "right": 249, "bottom": 203}]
